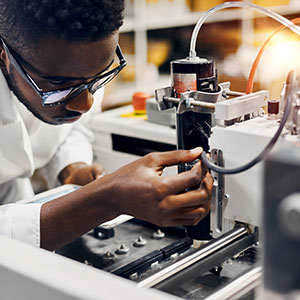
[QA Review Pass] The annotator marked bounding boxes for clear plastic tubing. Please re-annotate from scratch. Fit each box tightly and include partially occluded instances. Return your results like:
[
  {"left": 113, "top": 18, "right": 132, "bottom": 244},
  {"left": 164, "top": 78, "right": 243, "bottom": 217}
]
[{"left": 189, "top": 1, "right": 300, "bottom": 58}]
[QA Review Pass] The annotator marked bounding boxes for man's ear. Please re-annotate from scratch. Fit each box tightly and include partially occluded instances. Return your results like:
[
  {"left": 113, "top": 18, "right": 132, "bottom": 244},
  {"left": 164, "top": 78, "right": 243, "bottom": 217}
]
[{"left": 0, "top": 45, "right": 8, "bottom": 69}]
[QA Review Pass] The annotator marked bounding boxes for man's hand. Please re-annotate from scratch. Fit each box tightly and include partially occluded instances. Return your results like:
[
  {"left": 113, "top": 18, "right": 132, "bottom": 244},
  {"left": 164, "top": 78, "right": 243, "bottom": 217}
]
[
  {"left": 106, "top": 147, "right": 213, "bottom": 227},
  {"left": 58, "top": 162, "right": 105, "bottom": 186},
  {"left": 41, "top": 147, "right": 212, "bottom": 250}
]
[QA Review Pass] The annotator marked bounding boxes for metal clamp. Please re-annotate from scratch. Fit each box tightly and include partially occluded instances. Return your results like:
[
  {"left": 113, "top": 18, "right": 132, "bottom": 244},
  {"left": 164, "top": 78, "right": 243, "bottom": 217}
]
[
  {"left": 155, "top": 85, "right": 223, "bottom": 113},
  {"left": 211, "top": 149, "right": 225, "bottom": 236}
]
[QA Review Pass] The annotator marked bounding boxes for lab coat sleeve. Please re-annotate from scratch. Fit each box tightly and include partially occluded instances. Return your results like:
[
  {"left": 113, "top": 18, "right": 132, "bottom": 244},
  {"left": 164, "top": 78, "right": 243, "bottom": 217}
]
[
  {"left": 0, "top": 203, "right": 42, "bottom": 247},
  {"left": 41, "top": 119, "right": 95, "bottom": 188}
]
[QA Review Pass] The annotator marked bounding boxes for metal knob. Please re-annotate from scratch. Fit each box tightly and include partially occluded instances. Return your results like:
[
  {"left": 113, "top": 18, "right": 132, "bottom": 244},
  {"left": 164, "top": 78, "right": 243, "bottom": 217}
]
[
  {"left": 116, "top": 244, "right": 129, "bottom": 255},
  {"left": 152, "top": 229, "right": 165, "bottom": 239},
  {"left": 278, "top": 193, "right": 300, "bottom": 238},
  {"left": 133, "top": 236, "right": 147, "bottom": 247},
  {"left": 103, "top": 251, "right": 116, "bottom": 261}
]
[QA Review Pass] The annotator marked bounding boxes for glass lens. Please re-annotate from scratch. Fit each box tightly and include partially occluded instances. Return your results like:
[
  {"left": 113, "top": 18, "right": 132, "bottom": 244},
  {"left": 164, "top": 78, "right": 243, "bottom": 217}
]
[
  {"left": 90, "top": 72, "right": 117, "bottom": 93},
  {"left": 43, "top": 89, "right": 73, "bottom": 105}
]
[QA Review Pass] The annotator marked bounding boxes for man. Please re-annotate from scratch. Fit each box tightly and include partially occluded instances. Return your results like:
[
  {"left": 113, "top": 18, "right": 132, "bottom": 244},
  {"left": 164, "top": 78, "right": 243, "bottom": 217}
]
[{"left": 0, "top": 0, "right": 213, "bottom": 251}]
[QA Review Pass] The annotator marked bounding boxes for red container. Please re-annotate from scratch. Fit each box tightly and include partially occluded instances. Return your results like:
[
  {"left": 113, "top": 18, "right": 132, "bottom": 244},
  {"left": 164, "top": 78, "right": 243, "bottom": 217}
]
[{"left": 132, "top": 92, "right": 149, "bottom": 114}]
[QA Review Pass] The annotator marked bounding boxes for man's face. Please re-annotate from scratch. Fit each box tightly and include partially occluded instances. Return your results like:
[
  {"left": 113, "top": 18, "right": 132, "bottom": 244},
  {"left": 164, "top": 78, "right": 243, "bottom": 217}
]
[{"left": 0, "top": 34, "right": 118, "bottom": 125}]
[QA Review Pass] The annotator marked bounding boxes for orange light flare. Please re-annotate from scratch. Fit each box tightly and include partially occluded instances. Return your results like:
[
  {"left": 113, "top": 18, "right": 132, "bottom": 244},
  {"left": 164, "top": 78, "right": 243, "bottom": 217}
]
[{"left": 246, "top": 17, "right": 300, "bottom": 95}]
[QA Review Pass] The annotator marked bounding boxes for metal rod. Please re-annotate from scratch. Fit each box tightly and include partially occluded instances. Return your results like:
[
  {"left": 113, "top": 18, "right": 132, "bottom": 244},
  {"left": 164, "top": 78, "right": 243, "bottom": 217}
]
[
  {"left": 205, "top": 267, "right": 262, "bottom": 300},
  {"left": 163, "top": 96, "right": 216, "bottom": 109},
  {"left": 137, "top": 226, "right": 249, "bottom": 289},
  {"left": 226, "top": 90, "right": 246, "bottom": 96},
  {"left": 163, "top": 96, "right": 180, "bottom": 105},
  {"left": 190, "top": 99, "right": 216, "bottom": 109}
]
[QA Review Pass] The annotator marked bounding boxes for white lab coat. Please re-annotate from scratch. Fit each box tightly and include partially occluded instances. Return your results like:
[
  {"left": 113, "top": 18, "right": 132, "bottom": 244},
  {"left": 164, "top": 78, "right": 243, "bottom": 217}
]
[{"left": 0, "top": 71, "right": 99, "bottom": 247}]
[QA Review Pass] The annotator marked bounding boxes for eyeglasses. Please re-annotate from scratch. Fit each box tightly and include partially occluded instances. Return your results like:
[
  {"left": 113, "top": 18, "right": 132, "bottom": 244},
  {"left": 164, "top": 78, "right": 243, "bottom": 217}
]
[{"left": 1, "top": 38, "right": 127, "bottom": 106}]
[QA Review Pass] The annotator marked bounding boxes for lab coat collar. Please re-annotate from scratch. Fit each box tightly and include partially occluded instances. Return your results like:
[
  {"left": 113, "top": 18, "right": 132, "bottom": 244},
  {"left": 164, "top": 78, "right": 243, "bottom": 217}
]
[{"left": 0, "top": 71, "right": 35, "bottom": 183}]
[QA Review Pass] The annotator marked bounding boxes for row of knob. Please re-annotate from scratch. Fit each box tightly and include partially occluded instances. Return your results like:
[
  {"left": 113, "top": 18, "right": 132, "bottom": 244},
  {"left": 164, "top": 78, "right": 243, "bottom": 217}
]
[{"left": 103, "top": 229, "right": 166, "bottom": 258}]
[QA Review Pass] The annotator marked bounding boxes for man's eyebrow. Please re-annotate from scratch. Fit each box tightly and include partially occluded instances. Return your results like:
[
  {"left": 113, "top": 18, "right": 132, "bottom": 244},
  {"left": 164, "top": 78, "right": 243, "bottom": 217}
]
[
  {"left": 14, "top": 53, "right": 47, "bottom": 77},
  {"left": 17, "top": 50, "right": 114, "bottom": 81},
  {"left": 40, "top": 60, "right": 115, "bottom": 81}
]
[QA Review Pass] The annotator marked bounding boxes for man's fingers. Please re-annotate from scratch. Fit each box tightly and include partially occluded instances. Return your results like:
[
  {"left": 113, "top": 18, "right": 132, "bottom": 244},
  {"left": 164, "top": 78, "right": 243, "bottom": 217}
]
[
  {"left": 158, "top": 161, "right": 207, "bottom": 195},
  {"left": 170, "top": 218, "right": 204, "bottom": 226},
  {"left": 146, "top": 147, "right": 203, "bottom": 168},
  {"left": 179, "top": 203, "right": 210, "bottom": 217},
  {"left": 171, "top": 205, "right": 209, "bottom": 221},
  {"left": 90, "top": 164, "right": 106, "bottom": 180},
  {"left": 172, "top": 203, "right": 210, "bottom": 225},
  {"left": 164, "top": 189, "right": 210, "bottom": 209},
  {"left": 200, "top": 172, "right": 214, "bottom": 198}
]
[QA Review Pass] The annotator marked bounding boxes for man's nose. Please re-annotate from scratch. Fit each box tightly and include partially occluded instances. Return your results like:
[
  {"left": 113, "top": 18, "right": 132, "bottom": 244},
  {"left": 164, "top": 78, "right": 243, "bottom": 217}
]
[{"left": 64, "top": 89, "right": 94, "bottom": 114}]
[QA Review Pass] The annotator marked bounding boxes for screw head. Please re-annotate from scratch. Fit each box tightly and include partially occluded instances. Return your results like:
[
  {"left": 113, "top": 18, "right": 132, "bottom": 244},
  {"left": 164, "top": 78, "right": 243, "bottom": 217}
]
[
  {"left": 116, "top": 243, "right": 129, "bottom": 255},
  {"left": 133, "top": 236, "right": 147, "bottom": 247},
  {"left": 103, "top": 251, "right": 115, "bottom": 261},
  {"left": 129, "top": 272, "right": 139, "bottom": 280},
  {"left": 153, "top": 229, "right": 165, "bottom": 239}
]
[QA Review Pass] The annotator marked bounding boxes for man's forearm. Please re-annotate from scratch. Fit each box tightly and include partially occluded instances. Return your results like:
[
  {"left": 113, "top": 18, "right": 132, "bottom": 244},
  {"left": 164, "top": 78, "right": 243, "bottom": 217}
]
[{"left": 40, "top": 176, "right": 118, "bottom": 251}]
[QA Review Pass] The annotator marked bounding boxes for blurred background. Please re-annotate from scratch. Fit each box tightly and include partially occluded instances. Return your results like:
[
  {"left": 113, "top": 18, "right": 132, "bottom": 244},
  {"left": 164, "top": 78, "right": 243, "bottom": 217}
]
[{"left": 101, "top": 0, "right": 300, "bottom": 110}]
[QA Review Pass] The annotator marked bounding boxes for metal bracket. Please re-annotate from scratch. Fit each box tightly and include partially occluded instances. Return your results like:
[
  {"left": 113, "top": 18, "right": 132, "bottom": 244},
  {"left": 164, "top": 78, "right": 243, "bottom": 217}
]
[
  {"left": 291, "top": 91, "right": 300, "bottom": 135},
  {"left": 155, "top": 85, "right": 223, "bottom": 114},
  {"left": 155, "top": 86, "right": 173, "bottom": 111},
  {"left": 211, "top": 149, "right": 225, "bottom": 236}
]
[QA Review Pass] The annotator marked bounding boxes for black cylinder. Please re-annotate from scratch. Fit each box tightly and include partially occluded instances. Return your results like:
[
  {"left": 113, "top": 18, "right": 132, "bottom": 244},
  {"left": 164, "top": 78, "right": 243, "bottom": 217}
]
[
  {"left": 171, "top": 57, "right": 217, "bottom": 98},
  {"left": 171, "top": 57, "right": 218, "bottom": 240}
]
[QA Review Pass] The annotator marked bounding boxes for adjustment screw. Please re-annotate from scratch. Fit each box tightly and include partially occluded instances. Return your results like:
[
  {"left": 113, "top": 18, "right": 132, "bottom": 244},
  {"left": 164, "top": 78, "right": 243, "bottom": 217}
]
[
  {"left": 133, "top": 236, "right": 147, "bottom": 247},
  {"left": 103, "top": 251, "right": 115, "bottom": 261},
  {"left": 116, "top": 243, "right": 129, "bottom": 255},
  {"left": 153, "top": 229, "right": 165, "bottom": 239},
  {"left": 129, "top": 272, "right": 139, "bottom": 281}
]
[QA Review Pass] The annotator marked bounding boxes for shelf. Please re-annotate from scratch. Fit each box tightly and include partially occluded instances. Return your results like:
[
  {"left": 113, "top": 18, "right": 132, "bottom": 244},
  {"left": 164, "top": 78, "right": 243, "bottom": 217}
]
[
  {"left": 103, "top": 75, "right": 171, "bottom": 110},
  {"left": 120, "top": 4, "right": 300, "bottom": 32},
  {"left": 111, "top": 1, "right": 300, "bottom": 109}
]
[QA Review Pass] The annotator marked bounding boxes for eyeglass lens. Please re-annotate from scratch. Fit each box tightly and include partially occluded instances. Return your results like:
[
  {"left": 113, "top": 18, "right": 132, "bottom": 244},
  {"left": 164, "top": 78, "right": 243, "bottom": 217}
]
[
  {"left": 43, "top": 89, "right": 73, "bottom": 105},
  {"left": 44, "top": 70, "right": 119, "bottom": 105},
  {"left": 90, "top": 72, "right": 117, "bottom": 93}
]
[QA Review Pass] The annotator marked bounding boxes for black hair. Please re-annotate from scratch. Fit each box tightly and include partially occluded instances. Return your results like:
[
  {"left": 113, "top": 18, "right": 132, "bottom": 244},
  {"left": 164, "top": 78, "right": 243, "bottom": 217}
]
[{"left": 0, "top": 0, "right": 125, "bottom": 52}]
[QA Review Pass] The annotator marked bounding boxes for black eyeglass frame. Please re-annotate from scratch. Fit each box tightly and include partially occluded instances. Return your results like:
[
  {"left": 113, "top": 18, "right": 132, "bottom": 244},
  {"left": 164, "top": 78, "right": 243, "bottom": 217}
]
[{"left": 1, "top": 38, "right": 127, "bottom": 106}]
